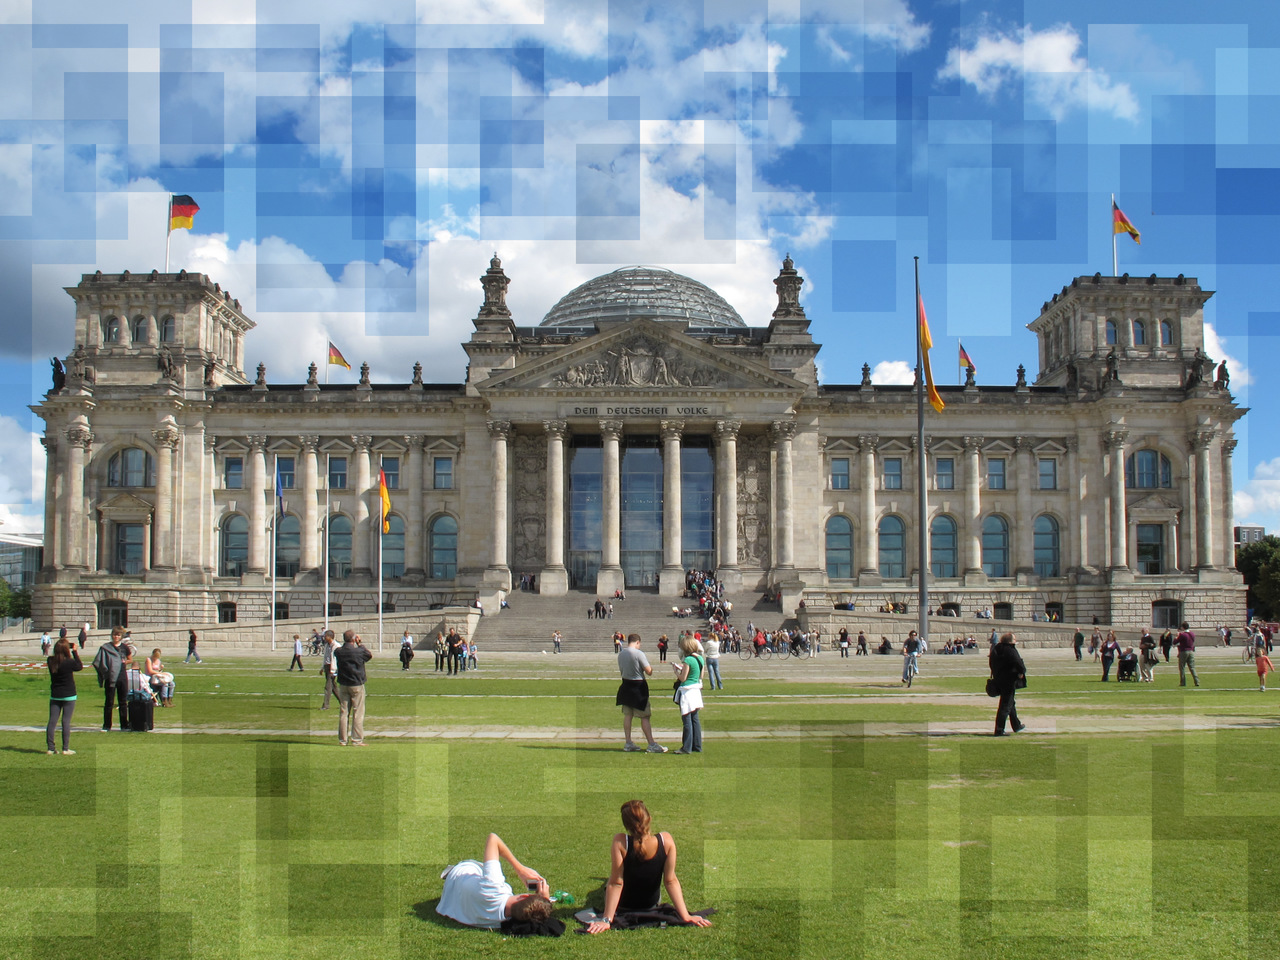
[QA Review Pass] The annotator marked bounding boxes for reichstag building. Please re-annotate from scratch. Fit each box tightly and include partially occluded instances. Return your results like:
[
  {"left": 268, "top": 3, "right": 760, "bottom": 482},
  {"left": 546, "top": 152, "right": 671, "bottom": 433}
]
[{"left": 33, "top": 257, "right": 1245, "bottom": 630}]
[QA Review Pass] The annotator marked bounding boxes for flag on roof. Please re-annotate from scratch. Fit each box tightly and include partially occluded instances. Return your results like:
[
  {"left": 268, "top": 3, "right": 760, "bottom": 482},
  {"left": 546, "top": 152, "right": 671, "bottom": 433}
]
[
  {"left": 327, "top": 341, "right": 351, "bottom": 370},
  {"left": 169, "top": 195, "right": 199, "bottom": 232},
  {"left": 918, "top": 291, "right": 944, "bottom": 414},
  {"left": 1112, "top": 199, "right": 1140, "bottom": 244}
]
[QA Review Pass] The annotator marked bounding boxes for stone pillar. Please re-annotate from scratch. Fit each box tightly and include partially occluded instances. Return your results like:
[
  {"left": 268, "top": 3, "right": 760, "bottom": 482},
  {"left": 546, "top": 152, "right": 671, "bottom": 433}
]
[
  {"left": 962, "top": 436, "right": 983, "bottom": 581},
  {"left": 771, "top": 420, "right": 796, "bottom": 570},
  {"left": 1221, "top": 437, "right": 1237, "bottom": 570},
  {"left": 142, "top": 516, "right": 152, "bottom": 572},
  {"left": 1014, "top": 436, "right": 1035, "bottom": 578},
  {"left": 541, "top": 420, "right": 569, "bottom": 595},
  {"left": 41, "top": 437, "right": 58, "bottom": 570},
  {"left": 659, "top": 420, "right": 684, "bottom": 595},
  {"left": 403, "top": 436, "right": 425, "bottom": 579},
  {"left": 247, "top": 435, "right": 268, "bottom": 575},
  {"left": 715, "top": 419, "right": 741, "bottom": 588},
  {"left": 1191, "top": 428, "right": 1216, "bottom": 570},
  {"left": 1064, "top": 437, "right": 1081, "bottom": 574},
  {"left": 63, "top": 422, "right": 92, "bottom": 569},
  {"left": 1104, "top": 428, "right": 1129, "bottom": 574},
  {"left": 859, "top": 434, "right": 880, "bottom": 579},
  {"left": 151, "top": 418, "right": 181, "bottom": 570},
  {"left": 351, "top": 435, "right": 373, "bottom": 578},
  {"left": 486, "top": 420, "right": 513, "bottom": 584},
  {"left": 299, "top": 435, "right": 320, "bottom": 572},
  {"left": 597, "top": 419, "right": 625, "bottom": 595}
]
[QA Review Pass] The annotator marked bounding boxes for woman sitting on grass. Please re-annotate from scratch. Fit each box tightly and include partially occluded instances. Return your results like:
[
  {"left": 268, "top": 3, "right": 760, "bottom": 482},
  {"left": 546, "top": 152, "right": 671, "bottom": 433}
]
[{"left": 585, "top": 800, "right": 712, "bottom": 934}]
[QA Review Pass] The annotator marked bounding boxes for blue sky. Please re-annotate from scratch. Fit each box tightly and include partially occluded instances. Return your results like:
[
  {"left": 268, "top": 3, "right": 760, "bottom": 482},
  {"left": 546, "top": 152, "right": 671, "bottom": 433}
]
[{"left": 1, "top": 0, "right": 1279, "bottom": 537}]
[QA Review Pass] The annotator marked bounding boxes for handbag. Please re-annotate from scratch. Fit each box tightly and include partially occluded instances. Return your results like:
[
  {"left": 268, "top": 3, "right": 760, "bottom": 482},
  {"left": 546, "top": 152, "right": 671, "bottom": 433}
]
[
  {"left": 985, "top": 677, "right": 999, "bottom": 698},
  {"left": 1014, "top": 676, "right": 1027, "bottom": 690}
]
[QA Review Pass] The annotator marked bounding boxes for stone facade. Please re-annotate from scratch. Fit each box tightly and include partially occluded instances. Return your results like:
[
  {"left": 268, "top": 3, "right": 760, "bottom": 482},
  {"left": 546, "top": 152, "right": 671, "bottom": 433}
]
[{"left": 33, "top": 261, "right": 1246, "bottom": 631}]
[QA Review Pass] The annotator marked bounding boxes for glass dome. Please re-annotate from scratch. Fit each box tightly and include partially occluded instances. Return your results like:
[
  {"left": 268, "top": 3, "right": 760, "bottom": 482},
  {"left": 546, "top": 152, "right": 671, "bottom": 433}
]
[{"left": 539, "top": 265, "right": 746, "bottom": 328}]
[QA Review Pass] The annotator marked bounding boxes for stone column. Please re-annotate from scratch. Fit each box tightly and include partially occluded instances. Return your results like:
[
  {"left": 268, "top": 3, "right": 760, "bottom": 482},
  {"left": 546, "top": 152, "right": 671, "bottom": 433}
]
[
  {"left": 151, "top": 419, "right": 181, "bottom": 570},
  {"left": 1221, "top": 437, "right": 1237, "bottom": 569},
  {"left": 247, "top": 435, "right": 268, "bottom": 574},
  {"left": 541, "top": 420, "right": 569, "bottom": 595},
  {"left": 962, "top": 436, "right": 983, "bottom": 580},
  {"left": 771, "top": 420, "right": 796, "bottom": 570},
  {"left": 715, "top": 419, "right": 741, "bottom": 583},
  {"left": 1104, "top": 428, "right": 1129, "bottom": 573},
  {"left": 142, "top": 516, "right": 152, "bottom": 572},
  {"left": 403, "top": 436, "right": 425, "bottom": 579},
  {"left": 1191, "top": 428, "right": 1216, "bottom": 569},
  {"left": 660, "top": 420, "right": 684, "bottom": 595},
  {"left": 351, "top": 435, "right": 373, "bottom": 578},
  {"left": 63, "top": 422, "right": 92, "bottom": 569},
  {"left": 597, "top": 419, "right": 624, "bottom": 595},
  {"left": 299, "top": 435, "right": 320, "bottom": 572},
  {"left": 41, "top": 437, "right": 58, "bottom": 570},
  {"left": 1064, "top": 437, "right": 1081, "bottom": 574},
  {"left": 1014, "top": 436, "right": 1035, "bottom": 578},
  {"left": 487, "top": 420, "right": 513, "bottom": 577},
  {"left": 859, "top": 434, "right": 880, "bottom": 579}
]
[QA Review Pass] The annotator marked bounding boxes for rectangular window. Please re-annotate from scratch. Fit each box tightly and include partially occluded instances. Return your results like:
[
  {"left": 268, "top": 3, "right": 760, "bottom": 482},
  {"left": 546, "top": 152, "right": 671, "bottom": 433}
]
[
  {"left": 217, "top": 602, "right": 237, "bottom": 624},
  {"left": 433, "top": 456, "right": 453, "bottom": 490},
  {"left": 935, "top": 457, "right": 954, "bottom": 490},
  {"left": 276, "top": 456, "right": 295, "bottom": 490},
  {"left": 116, "top": 523, "right": 145, "bottom": 575},
  {"left": 224, "top": 456, "right": 243, "bottom": 489},
  {"left": 328, "top": 456, "right": 347, "bottom": 490},
  {"left": 988, "top": 458, "right": 1006, "bottom": 490},
  {"left": 883, "top": 458, "right": 902, "bottom": 490},
  {"left": 1137, "top": 524, "right": 1164, "bottom": 575},
  {"left": 831, "top": 457, "right": 850, "bottom": 490},
  {"left": 381, "top": 456, "right": 400, "bottom": 489},
  {"left": 1038, "top": 458, "right": 1057, "bottom": 490}
]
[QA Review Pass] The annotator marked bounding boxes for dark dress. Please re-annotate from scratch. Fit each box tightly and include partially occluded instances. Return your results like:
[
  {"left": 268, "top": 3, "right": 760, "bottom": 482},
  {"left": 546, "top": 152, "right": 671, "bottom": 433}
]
[{"left": 619, "top": 833, "right": 667, "bottom": 910}]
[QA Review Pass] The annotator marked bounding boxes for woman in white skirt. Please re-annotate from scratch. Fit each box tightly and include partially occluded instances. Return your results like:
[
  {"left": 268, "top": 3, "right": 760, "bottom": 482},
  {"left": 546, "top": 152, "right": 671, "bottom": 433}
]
[{"left": 671, "top": 636, "right": 705, "bottom": 754}]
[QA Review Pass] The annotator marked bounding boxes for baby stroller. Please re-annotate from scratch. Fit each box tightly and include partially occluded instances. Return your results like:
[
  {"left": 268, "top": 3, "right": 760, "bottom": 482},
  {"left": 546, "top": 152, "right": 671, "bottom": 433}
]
[{"left": 1116, "top": 652, "right": 1139, "bottom": 682}]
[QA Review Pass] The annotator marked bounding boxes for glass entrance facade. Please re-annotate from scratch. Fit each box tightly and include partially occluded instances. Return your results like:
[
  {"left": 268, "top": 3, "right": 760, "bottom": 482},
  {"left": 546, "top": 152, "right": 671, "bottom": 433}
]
[
  {"left": 621, "top": 437, "right": 662, "bottom": 587},
  {"left": 568, "top": 438, "right": 602, "bottom": 588},
  {"left": 681, "top": 438, "right": 714, "bottom": 571}
]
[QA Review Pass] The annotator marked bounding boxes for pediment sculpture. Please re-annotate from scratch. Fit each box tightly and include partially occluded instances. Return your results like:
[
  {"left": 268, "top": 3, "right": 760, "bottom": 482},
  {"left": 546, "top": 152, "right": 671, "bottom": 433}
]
[{"left": 552, "top": 337, "right": 727, "bottom": 388}]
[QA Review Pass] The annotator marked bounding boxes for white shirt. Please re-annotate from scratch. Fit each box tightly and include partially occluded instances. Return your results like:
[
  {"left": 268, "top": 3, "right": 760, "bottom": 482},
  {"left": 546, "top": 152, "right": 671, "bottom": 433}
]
[
  {"left": 402, "top": 635, "right": 413, "bottom": 647},
  {"left": 437, "top": 859, "right": 512, "bottom": 929},
  {"left": 294, "top": 637, "right": 303, "bottom": 655}
]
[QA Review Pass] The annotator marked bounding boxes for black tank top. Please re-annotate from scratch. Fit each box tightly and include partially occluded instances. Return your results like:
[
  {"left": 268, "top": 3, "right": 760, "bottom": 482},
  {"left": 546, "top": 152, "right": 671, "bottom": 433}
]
[{"left": 619, "top": 833, "right": 666, "bottom": 910}]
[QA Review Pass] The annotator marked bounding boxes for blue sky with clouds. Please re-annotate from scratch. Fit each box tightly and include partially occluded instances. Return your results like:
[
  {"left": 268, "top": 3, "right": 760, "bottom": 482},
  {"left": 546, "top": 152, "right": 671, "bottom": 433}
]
[{"left": 1, "top": 0, "right": 1278, "bottom": 537}]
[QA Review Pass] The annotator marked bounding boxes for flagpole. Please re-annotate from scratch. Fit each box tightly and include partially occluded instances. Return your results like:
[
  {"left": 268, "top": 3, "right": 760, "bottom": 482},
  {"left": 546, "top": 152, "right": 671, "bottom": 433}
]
[
  {"left": 378, "top": 506, "right": 384, "bottom": 653},
  {"left": 164, "top": 194, "right": 172, "bottom": 273},
  {"left": 271, "top": 455, "right": 278, "bottom": 653},
  {"left": 914, "top": 257, "right": 929, "bottom": 651},
  {"left": 323, "top": 453, "right": 330, "bottom": 634},
  {"left": 1111, "top": 194, "right": 1118, "bottom": 277}
]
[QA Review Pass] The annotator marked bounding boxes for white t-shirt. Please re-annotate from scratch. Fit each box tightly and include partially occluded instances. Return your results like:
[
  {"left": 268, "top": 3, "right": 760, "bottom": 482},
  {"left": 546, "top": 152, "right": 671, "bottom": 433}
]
[
  {"left": 294, "top": 637, "right": 303, "bottom": 655},
  {"left": 437, "top": 859, "right": 512, "bottom": 929}
]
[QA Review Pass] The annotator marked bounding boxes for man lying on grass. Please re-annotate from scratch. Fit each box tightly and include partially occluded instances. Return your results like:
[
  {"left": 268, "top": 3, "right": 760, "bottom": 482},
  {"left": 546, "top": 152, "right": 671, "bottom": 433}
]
[{"left": 437, "top": 833, "right": 554, "bottom": 929}]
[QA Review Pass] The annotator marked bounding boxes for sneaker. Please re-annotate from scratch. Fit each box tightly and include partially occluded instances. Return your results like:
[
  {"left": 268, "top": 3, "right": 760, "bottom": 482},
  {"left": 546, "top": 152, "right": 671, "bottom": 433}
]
[
  {"left": 338, "top": 740, "right": 348, "bottom": 746},
  {"left": 622, "top": 742, "right": 642, "bottom": 752},
  {"left": 1012, "top": 723, "right": 1026, "bottom": 733},
  {"left": 352, "top": 741, "right": 366, "bottom": 747},
  {"left": 46, "top": 750, "right": 55, "bottom": 755},
  {"left": 645, "top": 743, "right": 668, "bottom": 753},
  {"left": 62, "top": 750, "right": 76, "bottom": 755}
]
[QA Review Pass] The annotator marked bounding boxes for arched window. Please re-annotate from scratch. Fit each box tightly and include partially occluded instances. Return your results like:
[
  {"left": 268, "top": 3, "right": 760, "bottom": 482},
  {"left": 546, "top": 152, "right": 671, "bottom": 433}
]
[
  {"left": 328, "top": 515, "right": 352, "bottom": 579},
  {"left": 275, "top": 515, "right": 300, "bottom": 578},
  {"left": 1125, "top": 450, "right": 1173, "bottom": 489},
  {"left": 930, "top": 515, "right": 957, "bottom": 578},
  {"left": 382, "top": 514, "right": 405, "bottom": 579},
  {"left": 878, "top": 516, "right": 905, "bottom": 579},
  {"left": 104, "top": 316, "right": 121, "bottom": 343},
  {"left": 825, "top": 515, "right": 853, "bottom": 579},
  {"left": 429, "top": 514, "right": 458, "bottom": 580},
  {"left": 982, "top": 515, "right": 1009, "bottom": 578},
  {"left": 1033, "top": 515, "right": 1060, "bottom": 578},
  {"left": 131, "top": 316, "right": 147, "bottom": 343},
  {"left": 107, "top": 448, "right": 155, "bottom": 487},
  {"left": 220, "top": 514, "right": 248, "bottom": 577},
  {"left": 1132, "top": 320, "right": 1146, "bottom": 346},
  {"left": 1160, "top": 320, "right": 1173, "bottom": 346},
  {"left": 160, "top": 316, "right": 175, "bottom": 342},
  {"left": 1105, "top": 319, "right": 1117, "bottom": 345}
]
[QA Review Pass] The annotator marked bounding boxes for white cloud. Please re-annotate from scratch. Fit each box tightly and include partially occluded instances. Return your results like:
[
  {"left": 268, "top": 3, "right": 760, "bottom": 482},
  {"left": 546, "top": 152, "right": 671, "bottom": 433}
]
[
  {"left": 938, "top": 24, "right": 1139, "bottom": 122},
  {"left": 872, "top": 360, "right": 915, "bottom": 385},
  {"left": 0, "top": 415, "right": 45, "bottom": 534},
  {"left": 1235, "top": 458, "right": 1280, "bottom": 534},
  {"left": 770, "top": 0, "right": 930, "bottom": 53},
  {"left": 1203, "top": 322, "right": 1250, "bottom": 387}
]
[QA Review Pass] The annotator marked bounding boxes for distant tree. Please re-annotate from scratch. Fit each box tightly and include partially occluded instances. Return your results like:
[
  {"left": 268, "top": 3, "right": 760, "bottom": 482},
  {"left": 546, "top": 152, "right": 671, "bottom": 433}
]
[
  {"left": 1237, "top": 535, "right": 1280, "bottom": 621},
  {"left": 0, "top": 579, "right": 10, "bottom": 619},
  {"left": 8, "top": 587, "right": 31, "bottom": 621}
]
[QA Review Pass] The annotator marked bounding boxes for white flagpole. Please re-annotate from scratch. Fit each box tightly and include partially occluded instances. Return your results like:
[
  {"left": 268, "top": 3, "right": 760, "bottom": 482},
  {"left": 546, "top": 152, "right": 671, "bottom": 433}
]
[
  {"left": 1111, "top": 194, "right": 1118, "bottom": 277},
  {"left": 323, "top": 453, "right": 330, "bottom": 633},
  {"left": 164, "top": 194, "right": 172, "bottom": 273},
  {"left": 270, "top": 454, "right": 278, "bottom": 652},
  {"left": 914, "top": 257, "right": 929, "bottom": 651},
  {"left": 378, "top": 504, "right": 384, "bottom": 653}
]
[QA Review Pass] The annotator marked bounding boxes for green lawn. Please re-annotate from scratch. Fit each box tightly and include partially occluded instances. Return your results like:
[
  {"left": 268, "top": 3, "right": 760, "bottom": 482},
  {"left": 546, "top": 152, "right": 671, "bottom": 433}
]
[{"left": 1, "top": 653, "right": 1277, "bottom": 959}]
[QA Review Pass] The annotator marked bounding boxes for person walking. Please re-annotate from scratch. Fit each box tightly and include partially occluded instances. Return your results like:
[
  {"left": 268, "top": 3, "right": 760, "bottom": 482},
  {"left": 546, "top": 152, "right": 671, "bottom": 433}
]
[
  {"left": 399, "top": 630, "right": 414, "bottom": 670},
  {"left": 671, "top": 636, "right": 705, "bottom": 754},
  {"left": 78, "top": 622, "right": 89, "bottom": 651},
  {"left": 447, "top": 629, "right": 466, "bottom": 674},
  {"left": 335, "top": 629, "right": 373, "bottom": 745},
  {"left": 467, "top": 641, "right": 478, "bottom": 671},
  {"left": 615, "top": 634, "right": 666, "bottom": 753},
  {"left": 185, "top": 628, "right": 203, "bottom": 663},
  {"left": 657, "top": 635, "right": 669, "bottom": 662},
  {"left": 1257, "top": 649, "right": 1274, "bottom": 691},
  {"left": 1159, "top": 628, "right": 1174, "bottom": 663},
  {"left": 1073, "top": 627, "right": 1084, "bottom": 661},
  {"left": 857, "top": 630, "right": 868, "bottom": 656},
  {"left": 434, "top": 633, "right": 447, "bottom": 672},
  {"left": 1139, "top": 629, "right": 1158, "bottom": 682},
  {"left": 40, "top": 630, "right": 52, "bottom": 656},
  {"left": 552, "top": 629, "right": 562, "bottom": 654},
  {"left": 320, "top": 630, "right": 338, "bottom": 709},
  {"left": 1176, "top": 621, "right": 1200, "bottom": 687},
  {"left": 45, "top": 636, "right": 82, "bottom": 754},
  {"left": 703, "top": 633, "right": 723, "bottom": 689},
  {"left": 288, "top": 634, "right": 304, "bottom": 671},
  {"left": 91, "top": 625, "right": 131, "bottom": 732},
  {"left": 989, "top": 632, "right": 1027, "bottom": 736},
  {"left": 1100, "top": 632, "right": 1120, "bottom": 681}
]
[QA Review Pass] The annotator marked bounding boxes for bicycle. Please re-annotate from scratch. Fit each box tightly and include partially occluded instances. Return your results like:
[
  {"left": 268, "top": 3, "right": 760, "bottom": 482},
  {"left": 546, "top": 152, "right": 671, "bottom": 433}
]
[
  {"left": 306, "top": 636, "right": 323, "bottom": 656},
  {"left": 775, "top": 641, "right": 790, "bottom": 661},
  {"left": 902, "top": 653, "right": 919, "bottom": 687}
]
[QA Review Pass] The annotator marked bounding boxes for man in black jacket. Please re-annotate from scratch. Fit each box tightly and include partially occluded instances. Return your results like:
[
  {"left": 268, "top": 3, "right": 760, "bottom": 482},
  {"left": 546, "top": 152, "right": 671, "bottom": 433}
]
[
  {"left": 334, "top": 629, "right": 373, "bottom": 745},
  {"left": 92, "top": 625, "right": 131, "bottom": 731},
  {"left": 989, "top": 633, "right": 1026, "bottom": 736}
]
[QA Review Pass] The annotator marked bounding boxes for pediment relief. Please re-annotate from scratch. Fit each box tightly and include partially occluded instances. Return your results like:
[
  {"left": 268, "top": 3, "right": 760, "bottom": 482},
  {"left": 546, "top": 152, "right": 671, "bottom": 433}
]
[
  {"left": 480, "top": 319, "right": 803, "bottom": 394},
  {"left": 98, "top": 492, "right": 153, "bottom": 521}
]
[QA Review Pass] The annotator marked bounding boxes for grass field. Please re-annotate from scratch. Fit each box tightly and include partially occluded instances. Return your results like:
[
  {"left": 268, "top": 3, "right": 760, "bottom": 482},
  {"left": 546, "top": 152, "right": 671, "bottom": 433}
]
[{"left": 1, "top": 646, "right": 1277, "bottom": 959}]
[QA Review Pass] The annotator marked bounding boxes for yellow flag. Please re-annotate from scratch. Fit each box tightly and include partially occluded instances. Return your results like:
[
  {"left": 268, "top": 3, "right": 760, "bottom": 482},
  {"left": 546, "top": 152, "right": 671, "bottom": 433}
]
[
  {"left": 378, "top": 468, "right": 391, "bottom": 533},
  {"left": 918, "top": 291, "right": 945, "bottom": 413}
]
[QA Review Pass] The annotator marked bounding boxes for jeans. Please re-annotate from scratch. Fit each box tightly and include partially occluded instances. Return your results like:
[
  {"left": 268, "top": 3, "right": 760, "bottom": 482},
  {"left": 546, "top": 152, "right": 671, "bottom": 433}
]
[
  {"left": 48, "top": 699, "right": 75, "bottom": 751},
  {"left": 102, "top": 677, "right": 127, "bottom": 730},
  {"left": 337, "top": 683, "right": 366, "bottom": 743},
  {"left": 680, "top": 709, "right": 702, "bottom": 752},
  {"left": 185, "top": 650, "right": 202, "bottom": 663},
  {"left": 1178, "top": 651, "right": 1199, "bottom": 686},
  {"left": 153, "top": 680, "right": 174, "bottom": 700},
  {"left": 902, "top": 654, "right": 918, "bottom": 683},
  {"left": 1101, "top": 656, "right": 1114, "bottom": 680},
  {"left": 705, "top": 658, "right": 722, "bottom": 689}
]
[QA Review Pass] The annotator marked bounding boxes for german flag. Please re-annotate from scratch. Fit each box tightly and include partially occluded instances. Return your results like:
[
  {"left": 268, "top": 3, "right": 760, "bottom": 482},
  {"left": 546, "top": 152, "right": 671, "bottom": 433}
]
[
  {"left": 378, "top": 468, "right": 392, "bottom": 534},
  {"left": 327, "top": 340, "right": 351, "bottom": 370},
  {"left": 918, "top": 290, "right": 944, "bottom": 413},
  {"left": 1112, "top": 199, "right": 1140, "bottom": 244},
  {"left": 959, "top": 341, "right": 976, "bottom": 373},
  {"left": 169, "top": 195, "right": 199, "bottom": 232}
]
